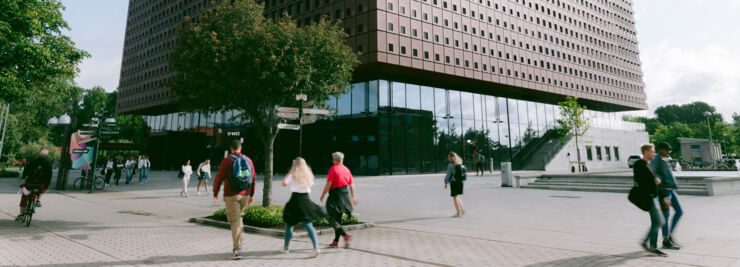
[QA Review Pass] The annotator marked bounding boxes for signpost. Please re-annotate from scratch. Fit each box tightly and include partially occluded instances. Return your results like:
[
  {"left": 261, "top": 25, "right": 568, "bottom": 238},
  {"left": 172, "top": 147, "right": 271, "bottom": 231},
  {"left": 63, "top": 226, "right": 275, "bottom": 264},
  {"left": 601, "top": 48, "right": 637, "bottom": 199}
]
[
  {"left": 275, "top": 94, "right": 331, "bottom": 157},
  {"left": 277, "top": 123, "right": 300, "bottom": 130}
]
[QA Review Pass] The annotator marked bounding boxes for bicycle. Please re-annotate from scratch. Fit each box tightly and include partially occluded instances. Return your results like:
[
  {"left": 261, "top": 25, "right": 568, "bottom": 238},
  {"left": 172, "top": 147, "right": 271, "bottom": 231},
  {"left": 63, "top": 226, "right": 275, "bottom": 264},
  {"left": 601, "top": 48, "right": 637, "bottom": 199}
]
[
  {"left": 21, "top": 187, "right": 40, "bottom": 227},
  {"left": 72, "top": 173, "right": 105, "bottom": 191}
]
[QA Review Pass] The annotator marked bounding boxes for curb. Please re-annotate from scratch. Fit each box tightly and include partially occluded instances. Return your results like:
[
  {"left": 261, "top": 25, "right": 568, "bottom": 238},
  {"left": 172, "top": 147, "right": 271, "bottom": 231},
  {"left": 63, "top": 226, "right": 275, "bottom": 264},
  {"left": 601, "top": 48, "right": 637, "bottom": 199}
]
[{"left": 188, "top": 217, "right": 375, "bottom": 238}]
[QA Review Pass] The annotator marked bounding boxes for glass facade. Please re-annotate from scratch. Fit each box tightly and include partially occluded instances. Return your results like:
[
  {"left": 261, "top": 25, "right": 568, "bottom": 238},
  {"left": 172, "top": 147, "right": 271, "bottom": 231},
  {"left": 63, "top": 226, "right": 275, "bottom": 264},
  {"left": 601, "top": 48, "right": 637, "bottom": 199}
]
[{"left": 144, "top": 80, "right": 645, "bottom": 174}]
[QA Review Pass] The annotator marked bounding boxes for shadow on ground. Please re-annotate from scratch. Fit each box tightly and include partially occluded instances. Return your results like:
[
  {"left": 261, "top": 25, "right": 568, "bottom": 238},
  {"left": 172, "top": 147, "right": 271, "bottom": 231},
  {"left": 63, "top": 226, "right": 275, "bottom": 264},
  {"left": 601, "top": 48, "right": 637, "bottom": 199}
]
[{"left": 525, "top": 251, "right": 647, "bottom": 267}]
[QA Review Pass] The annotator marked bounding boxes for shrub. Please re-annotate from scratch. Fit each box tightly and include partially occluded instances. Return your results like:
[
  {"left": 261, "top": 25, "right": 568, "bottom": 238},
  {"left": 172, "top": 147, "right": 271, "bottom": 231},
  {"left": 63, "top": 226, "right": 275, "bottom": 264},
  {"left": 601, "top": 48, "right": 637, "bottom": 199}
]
[
  {"left": 211, "top": 205, "right": 360, "bottom": 228},
  {"left": 0, "top": 170, "right": 20, "bottom": 178}
]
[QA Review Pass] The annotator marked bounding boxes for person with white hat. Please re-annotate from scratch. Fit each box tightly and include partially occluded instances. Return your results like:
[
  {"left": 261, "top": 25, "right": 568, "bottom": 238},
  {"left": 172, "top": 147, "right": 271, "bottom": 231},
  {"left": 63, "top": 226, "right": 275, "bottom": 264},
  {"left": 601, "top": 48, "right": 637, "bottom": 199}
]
[{"left": 16, "top": 149, "right": 53, "bottom": 222}]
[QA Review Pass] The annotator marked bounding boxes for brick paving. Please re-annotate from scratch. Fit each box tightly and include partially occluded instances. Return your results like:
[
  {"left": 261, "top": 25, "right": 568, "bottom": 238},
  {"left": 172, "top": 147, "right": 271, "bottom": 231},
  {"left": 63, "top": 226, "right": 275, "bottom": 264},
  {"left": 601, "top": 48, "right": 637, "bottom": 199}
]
[{"left": 0, "top": 170, "right": 738, "bottom": 266}]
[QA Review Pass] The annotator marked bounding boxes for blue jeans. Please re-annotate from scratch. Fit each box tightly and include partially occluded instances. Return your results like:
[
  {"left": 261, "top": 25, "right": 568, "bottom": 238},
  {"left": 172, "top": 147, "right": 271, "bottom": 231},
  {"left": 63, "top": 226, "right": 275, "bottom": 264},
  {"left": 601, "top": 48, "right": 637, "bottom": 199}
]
[
  {"left": 284, "top": 221, "right": 318, "bottom": 249},
  {"left": 139, "top": 168, "right": 149, "bottom": 182},
  {"left": 661, "top": 190, "right": 683, "bottom": 239},
  {"left": 643, "top": 197, "right": 665, "bottom": 248},
  {"left": 125, "top": 167, "right": 133, "bottom": 183}
]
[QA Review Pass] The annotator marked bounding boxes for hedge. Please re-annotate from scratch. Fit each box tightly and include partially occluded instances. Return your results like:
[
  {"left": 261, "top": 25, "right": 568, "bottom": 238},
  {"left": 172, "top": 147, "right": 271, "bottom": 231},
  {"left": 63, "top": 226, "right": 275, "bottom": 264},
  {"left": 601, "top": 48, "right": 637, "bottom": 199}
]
[
  {"left": 0, "top": 170, "right": 20, "bottom": 178},
  {"left": 212, "top": 205, "right": 359, "bottom": 228}
]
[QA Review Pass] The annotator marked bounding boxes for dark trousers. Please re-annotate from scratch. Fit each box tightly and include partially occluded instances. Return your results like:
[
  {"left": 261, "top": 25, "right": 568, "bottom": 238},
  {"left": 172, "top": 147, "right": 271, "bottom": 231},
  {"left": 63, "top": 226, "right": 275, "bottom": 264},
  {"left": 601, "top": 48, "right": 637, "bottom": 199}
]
[
  {"left": 114, "top": 169, "right": 122, "bottom": 185},
  {"left": 476, "top": 161, "right": 484, "bottom": 175},
  {"left": 104, "top": 169, "right": 113, "bottom": 184},
  {"left": 328, "top": 210, "right": 348, "bottom": 242}
]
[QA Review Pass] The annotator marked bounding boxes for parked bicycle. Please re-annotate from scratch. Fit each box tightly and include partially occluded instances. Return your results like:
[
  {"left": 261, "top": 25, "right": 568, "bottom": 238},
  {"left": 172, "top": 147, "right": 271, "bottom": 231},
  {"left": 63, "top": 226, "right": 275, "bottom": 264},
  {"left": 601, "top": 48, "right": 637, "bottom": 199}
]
[{"left": 72, "top": 173, "right": 105, "bottom": 191}]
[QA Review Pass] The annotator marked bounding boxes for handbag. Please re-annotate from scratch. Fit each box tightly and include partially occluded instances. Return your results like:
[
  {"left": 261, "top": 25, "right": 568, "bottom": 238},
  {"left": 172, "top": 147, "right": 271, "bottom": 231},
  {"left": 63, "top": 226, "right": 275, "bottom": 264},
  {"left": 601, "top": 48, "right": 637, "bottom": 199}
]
[
  {"left": 177, "top": 169, "right": 184, "bottom": 179},
  {"left": 628, "top": 185, "right": 651, "bottom": 212}
]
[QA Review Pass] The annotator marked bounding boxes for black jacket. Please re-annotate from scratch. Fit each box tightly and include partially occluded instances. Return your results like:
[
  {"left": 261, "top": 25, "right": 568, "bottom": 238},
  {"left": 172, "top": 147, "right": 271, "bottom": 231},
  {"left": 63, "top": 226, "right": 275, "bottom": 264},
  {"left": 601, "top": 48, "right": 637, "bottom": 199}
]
[
  {"left": 22, "top": 157, "right": 53, "bottom": 188},
  {"left": 633, "top": 159, "right": 660, "bottom": 199}
]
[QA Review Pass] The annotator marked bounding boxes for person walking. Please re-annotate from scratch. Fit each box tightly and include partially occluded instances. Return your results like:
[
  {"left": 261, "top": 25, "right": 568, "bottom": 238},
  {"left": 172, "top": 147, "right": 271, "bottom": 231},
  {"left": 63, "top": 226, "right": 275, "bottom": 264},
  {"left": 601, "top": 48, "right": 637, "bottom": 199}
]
[
  {"left": 651, "top": 142, "right": 683, "bottom": 250},
  {"left": 15, "top": 149, "right": 52, "bottom": 222},
  {"left": 213, "top": 140, "right": 256, "bottom": 260},
  {"left": 634, "top": 144, "right": 667, "bottom": 257},
  {"left": 444, "top": 151, "right": 466, "bottom": 217},
  {"left": 104, "top": 158, "right": 114, "bottom": 187},
  {"left": 113, "top": 156, "right": 124, "bottom": 186},
  {"left": 180, "top": 160, "right": 193, "bottom": 197},
  {"left": 319, "top": 151, "right": 358, "bottom": 249},
  {"left": 125, "top": 156, "right": 136, "bottom": 184},
  {"left": 196, "top": 159, "right": 211, "bottom": 196},
  {"left": 138, "top": 155, "right": 150, "bottom": 184},
  {"left": 280, "top": 157, "right": 325, "bottom": 257},
  {"left": 475, "top": 150, "right": 485, "bottom": 176}
]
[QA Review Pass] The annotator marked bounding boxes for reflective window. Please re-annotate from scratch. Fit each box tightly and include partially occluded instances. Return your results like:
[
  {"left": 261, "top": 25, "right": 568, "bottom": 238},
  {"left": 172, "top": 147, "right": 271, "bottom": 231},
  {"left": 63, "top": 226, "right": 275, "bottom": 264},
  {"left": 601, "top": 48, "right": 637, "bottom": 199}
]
[
  {"left": 435, "top": 88, "right": 446, "bottom": 117},
  {"left": 460, "top": 92, "right": 474, "bottom": 120},
  {"left": 368, "top": 80, "right": 379, "bottom": 113},
  {"left": 326, "top": 95, "right": 337, "bottom": 115},
  {"left": 392, "top": 82, "right": 405, "bottom": 108},
  {"left": 338, "top": 90, "right": 351, "bottom": 116},
  {"left": 420, "top": 86, "right": 435, "bottom": 113},
  {"left": 406, "top": 84, "right": 421, "bottom": 110},
  {"left": 352, "top": 83, "right": 366, "bottom": 114},
  {"left": 378, "top": 80, "right": 389, "bottom": 109},
  {"left": 448, "top": 90, "right": 461, "bottom": 119}
]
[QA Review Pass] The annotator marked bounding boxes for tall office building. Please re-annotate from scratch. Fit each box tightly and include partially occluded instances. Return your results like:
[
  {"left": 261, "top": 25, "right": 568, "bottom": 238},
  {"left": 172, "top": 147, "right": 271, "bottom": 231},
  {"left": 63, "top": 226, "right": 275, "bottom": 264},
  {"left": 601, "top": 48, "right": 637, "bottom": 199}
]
[{"left": 117, "top": 0, "right": 648, "bottom": 174}]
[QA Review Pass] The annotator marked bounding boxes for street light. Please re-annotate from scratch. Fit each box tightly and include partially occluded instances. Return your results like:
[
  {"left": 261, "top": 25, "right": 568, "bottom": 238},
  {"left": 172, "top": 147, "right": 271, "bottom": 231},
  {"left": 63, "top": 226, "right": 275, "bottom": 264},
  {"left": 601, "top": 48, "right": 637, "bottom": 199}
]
[
  {"left": 704, "top": 111, "right": 715, "bottom": 167},
  {"left": 48, "top": 113, "right": 73, "bottom": 190}
]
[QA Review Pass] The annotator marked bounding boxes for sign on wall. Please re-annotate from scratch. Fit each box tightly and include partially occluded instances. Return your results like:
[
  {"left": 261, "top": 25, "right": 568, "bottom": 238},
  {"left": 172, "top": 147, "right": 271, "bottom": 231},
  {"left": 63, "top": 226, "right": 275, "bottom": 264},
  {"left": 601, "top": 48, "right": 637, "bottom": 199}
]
[{"left": 69, "top": 131, "right": 95, "bottom": 170}]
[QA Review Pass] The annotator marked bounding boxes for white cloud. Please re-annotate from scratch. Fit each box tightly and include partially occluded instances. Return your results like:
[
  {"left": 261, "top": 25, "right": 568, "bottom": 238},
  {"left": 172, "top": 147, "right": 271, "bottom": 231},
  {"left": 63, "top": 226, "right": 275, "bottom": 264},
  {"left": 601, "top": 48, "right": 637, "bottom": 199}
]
[{"left": 639, "top": 44, "right": 740, "bottom": 121}]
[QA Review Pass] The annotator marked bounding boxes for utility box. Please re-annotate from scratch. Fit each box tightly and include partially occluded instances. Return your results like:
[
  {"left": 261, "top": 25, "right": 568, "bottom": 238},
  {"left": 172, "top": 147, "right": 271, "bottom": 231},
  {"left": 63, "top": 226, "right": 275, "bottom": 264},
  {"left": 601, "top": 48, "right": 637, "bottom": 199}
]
[{"left": 501, "top": 162, "right": 513, "bottom": 187}]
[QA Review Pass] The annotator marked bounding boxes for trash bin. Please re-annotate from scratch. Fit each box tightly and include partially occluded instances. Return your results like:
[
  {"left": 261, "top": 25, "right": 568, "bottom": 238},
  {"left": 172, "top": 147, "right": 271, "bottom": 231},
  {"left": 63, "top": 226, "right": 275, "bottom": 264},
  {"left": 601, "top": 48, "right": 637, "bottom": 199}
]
[{"left": 501, "top": 162, "right": 513, "bottom": 187}]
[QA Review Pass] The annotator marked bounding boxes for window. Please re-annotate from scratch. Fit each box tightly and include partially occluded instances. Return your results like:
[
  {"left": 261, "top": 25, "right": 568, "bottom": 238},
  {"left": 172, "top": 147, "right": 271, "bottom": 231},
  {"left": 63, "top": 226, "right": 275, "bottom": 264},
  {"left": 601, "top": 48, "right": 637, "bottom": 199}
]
[
  {"left": 357, "top": 4, "right": 364, "bottom": 12},
  {"left": 614, "top": 147, "right": 620, "bottom": 160},
  {"left": 400, "top": 6, "right": 405, "bottom": 14},
  {"left": 424, "top": 51, "right": 429, "bottom": 59},
  {"left": 605, "top": 147, "right": 612, "bottom": 161},
  {"left": 388, "top": 43, "right": 394, "bottom": 52},
  {"left": 400, "top": 25, "right": 405, "bottom": 34},
  {"left": 435, "top": 53, "right": 440, "bottom": 61},
  {"left": 388, "top": 2, "right": 393, "bottom": 11},
  {"left": 388, "top": 23, "right": 394, "bottom": 31},
  {"left": 596, "top": 146, "right": 602, "bottom": 161},
  {"left": 357, "top": 24, "right": 364, "bottom": 32},
  {"left": 586, "top": 146, "right": 593, "bottom": 161},
  {"left": 401, "top": 46, "right": 406, "bottom": 54},
  {"left": 445, "top": 56, "right": 450, "bottom": 63},
  {"left": 423, "top": 32, "right": 429, "bottom": 40},
  {"left": 412, "top": 29, "right": 417, "bottom": 37},
  {"left": 455, "top": 58, "right": 460, "bottom": 65},
  {"left": 412, "top": 48, "right": 418, "bottom": 57}
]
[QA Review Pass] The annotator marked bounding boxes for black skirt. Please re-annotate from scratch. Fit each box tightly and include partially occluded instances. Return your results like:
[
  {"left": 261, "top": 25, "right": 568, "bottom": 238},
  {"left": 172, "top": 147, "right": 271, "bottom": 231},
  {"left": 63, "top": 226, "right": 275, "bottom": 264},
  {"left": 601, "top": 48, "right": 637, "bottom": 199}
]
[
  {"left": 326, "top": 186, "right": 353, "bottom": 216},
  {"left": 283, "top": 192, "right": 327, "bottom": 225},
  {"left": 450, "top": 180, "right": 464, "bottom": 197}
]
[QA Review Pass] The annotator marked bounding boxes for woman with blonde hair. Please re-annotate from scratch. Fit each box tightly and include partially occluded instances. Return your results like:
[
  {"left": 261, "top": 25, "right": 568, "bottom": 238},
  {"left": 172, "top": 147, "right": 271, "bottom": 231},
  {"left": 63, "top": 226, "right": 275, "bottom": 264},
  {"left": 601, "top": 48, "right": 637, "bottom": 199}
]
[
  {"left": 444, "top": 152, "right": 467, "bottom": 217},
  {"left": 280, "top": 157, "right": 326, "bottom": 257}
]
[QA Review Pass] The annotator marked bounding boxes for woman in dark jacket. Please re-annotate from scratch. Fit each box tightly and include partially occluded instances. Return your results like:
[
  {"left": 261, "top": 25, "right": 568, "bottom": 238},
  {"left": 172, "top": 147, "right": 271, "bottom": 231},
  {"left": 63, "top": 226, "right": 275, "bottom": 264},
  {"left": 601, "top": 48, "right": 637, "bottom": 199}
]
[{"left": 634, "top": 144, "right": 667, "bottom": 257}]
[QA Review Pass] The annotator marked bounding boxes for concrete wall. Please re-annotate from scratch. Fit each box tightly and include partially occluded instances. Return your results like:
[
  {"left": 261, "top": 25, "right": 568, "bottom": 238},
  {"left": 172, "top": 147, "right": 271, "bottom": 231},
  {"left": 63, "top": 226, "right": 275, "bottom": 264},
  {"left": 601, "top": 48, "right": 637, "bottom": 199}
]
[{"left": 545, "top": 128, "right": 649, "bottom": 172}]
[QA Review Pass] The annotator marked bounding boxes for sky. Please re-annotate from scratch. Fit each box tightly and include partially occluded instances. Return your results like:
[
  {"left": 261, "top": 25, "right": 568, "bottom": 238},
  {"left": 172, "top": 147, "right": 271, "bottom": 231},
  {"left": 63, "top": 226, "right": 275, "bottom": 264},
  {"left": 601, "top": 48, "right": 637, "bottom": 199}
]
[{"left": 60, "top": 0, "right": 740, "bottom": 120}]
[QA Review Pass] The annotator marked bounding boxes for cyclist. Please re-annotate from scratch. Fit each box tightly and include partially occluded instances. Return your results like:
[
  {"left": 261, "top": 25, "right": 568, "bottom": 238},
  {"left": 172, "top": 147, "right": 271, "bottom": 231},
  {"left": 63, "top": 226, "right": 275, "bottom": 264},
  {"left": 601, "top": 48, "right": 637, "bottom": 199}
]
[{"left": 16, "top": 149, "right": 52, "bottom": 222}]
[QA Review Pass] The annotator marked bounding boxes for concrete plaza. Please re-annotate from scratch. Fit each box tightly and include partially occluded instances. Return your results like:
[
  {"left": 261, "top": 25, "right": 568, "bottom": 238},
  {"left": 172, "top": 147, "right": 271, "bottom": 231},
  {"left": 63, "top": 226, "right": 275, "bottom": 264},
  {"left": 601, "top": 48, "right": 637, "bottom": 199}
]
[{"left": 1, "top": 169, "right": 739, "bottom": 266}]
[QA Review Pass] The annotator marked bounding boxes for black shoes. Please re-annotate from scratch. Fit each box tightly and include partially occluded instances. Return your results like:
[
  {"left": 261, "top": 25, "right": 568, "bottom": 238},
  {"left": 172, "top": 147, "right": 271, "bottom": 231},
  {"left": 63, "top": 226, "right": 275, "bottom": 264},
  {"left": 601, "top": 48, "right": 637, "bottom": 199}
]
[
  {"left": 650, "top": 248, "right": 668, "bottom": 257},
  {"left": 640, "top": 241, "right": 650, "bottom": 252},
  {"left": 663, "top": 238, "right": 681, "bottom": 250}
]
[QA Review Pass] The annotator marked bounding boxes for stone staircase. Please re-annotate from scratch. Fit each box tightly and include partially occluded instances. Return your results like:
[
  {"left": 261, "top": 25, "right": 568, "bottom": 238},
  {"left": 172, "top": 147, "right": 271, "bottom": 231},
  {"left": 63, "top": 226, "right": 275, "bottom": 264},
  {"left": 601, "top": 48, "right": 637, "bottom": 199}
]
[{"left": 521, "top": 174, "right": 710, "bottom": 196}]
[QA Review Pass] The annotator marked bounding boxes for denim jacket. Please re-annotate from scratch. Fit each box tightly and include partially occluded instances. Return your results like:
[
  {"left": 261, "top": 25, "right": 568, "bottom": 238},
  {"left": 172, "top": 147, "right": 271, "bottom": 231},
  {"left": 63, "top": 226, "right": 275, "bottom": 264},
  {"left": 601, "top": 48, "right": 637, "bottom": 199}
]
[{"left": 650, "top": 156, "right": 677, "bottom": 189}]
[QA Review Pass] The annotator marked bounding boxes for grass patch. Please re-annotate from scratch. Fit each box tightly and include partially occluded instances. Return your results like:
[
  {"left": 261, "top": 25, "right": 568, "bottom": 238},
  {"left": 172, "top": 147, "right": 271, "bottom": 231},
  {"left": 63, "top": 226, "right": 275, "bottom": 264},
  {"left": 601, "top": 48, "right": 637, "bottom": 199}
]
[{"left": 211, "top": 205, "right": 359, "bottom": 228}]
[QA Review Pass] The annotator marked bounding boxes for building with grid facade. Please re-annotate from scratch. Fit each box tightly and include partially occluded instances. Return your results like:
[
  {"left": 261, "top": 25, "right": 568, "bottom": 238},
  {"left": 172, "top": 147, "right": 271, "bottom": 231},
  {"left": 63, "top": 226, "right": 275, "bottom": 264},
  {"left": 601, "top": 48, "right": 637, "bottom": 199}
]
[{"left": 117, "top": 0, "right": 648, "bottom": 174}]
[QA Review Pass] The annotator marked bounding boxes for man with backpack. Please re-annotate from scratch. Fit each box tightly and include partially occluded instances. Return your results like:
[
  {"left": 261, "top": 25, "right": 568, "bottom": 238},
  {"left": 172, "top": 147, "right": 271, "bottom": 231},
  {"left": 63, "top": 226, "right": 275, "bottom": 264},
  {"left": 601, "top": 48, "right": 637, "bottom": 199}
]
[
  {"left": 16, "top": 149, "right": 52, "bottom": 222},
  {"left": 213, "top": 140, "right": 256, "bottom": 260},
  {"left": 475, "top": 150, "right": 485, "bottom": 176}
]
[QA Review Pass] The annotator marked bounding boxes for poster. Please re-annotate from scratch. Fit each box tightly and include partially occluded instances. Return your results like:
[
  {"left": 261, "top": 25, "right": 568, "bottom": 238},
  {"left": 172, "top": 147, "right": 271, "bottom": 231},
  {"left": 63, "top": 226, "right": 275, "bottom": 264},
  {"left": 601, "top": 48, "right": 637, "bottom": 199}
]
[{"left": 69, "top": 131, "right": 94, "bottom": 170}]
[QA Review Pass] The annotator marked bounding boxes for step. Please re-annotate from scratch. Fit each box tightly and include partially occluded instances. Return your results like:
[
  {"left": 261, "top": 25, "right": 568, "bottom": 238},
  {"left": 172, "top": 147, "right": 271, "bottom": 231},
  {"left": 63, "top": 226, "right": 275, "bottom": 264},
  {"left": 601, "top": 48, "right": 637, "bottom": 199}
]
[
  {"left": 528, "top": 181, "right": 707, "bottom": 190},
  {"left": 533, "top": 179, "right": 708, "bottom": 187},
  {"left": 521, "top": 184, "right": 709, "bottom": 196}
]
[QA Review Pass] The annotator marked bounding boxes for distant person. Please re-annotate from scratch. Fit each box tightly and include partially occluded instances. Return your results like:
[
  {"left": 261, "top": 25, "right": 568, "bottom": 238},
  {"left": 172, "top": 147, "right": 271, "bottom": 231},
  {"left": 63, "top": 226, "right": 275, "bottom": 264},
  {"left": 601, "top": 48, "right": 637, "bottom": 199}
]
[
  {"left": 125, "top": 156, "right": 136, "bottom": 184},
  {"left": 180, "top": 160, "right": 193, "bottom": 197},
  {"left": 475, "top": 150, "right": 485, "bottom": 176},
  {"left": 319, "top": 151, "right": 358, "bottom": 249},
  {"left": 280, "top": 157, "right": 325, "bottom": 257},
  {"left": 635, "top": 144, "right": 667, "bottom": 257},
  {"left": 651, "top": 142, "right": 682, "bottom": 250},
  {"left": 138, "top": 155, "right": 150, "bottom": 184},
  {"left": 113, "top": 156, "right": 124, "bottom": 186},
  {"left": 735, "top": 159, "right": 740, "bottom": 175},
  {"left": 104, "top": 158, "right": 114, "bottom": 187},
  {"left": 444, "top": 151, "right": 466, "bottom": 217},
  {"left": 196, "top": 159, "right": 212, "bottom": 196},
  {"left": 213, "top": 140, "right": 256, "bottom": 260},
  {"left": 16, "top": 149, "right": 52, "bottom": 222}
]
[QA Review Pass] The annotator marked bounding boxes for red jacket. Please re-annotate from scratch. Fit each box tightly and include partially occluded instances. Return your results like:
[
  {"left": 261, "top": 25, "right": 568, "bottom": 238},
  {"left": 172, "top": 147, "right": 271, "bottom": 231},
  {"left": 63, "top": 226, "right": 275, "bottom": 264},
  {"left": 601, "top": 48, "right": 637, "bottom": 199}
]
[{"left": 213, "top": 152, "right": 256, "bottom": 197}]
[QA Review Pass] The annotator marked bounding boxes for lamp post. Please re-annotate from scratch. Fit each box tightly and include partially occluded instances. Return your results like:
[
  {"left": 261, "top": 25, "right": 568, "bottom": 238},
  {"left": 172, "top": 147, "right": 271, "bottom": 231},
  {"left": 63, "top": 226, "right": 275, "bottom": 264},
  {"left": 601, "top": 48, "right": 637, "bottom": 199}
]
[
  {"left": 49, "top": 114, "right": 73, "bottom": 190},
  {"left": 704, "top": 111, "right": 715, "bottom": 167}
]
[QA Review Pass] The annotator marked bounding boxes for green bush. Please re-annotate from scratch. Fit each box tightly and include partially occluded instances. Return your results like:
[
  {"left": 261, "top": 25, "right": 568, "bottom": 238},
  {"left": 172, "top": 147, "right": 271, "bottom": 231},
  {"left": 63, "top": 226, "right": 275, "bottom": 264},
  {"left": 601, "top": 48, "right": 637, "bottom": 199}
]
[
  {"left": 212, "top": 205, "right": 360, "bottom": 228},
  {"left": 0, "top": 170, "right": 20, "bottom": 178}
]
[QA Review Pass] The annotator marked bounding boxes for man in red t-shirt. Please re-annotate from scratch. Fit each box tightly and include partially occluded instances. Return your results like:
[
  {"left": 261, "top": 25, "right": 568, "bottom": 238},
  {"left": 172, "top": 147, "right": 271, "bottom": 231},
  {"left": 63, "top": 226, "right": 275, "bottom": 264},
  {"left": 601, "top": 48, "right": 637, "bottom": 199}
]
[
  {"left": 213, "top": 140, "right": 256, "bottom": 260},
  {"left": 320, "top": 151, "right": 358, "bottom": 248}
]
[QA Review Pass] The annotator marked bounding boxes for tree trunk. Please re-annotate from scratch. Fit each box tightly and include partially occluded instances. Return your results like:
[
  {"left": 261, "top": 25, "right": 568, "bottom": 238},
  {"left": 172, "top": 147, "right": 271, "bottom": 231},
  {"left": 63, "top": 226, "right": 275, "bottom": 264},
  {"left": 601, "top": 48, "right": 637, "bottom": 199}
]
[{"left": 262, "top": 130, "right": 276, "bottom": 207}]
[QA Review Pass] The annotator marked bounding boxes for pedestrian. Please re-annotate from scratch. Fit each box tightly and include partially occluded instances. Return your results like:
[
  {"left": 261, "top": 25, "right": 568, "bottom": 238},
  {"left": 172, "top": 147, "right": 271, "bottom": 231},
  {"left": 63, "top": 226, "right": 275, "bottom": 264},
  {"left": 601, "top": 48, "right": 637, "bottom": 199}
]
[
  {"left": 138, "top": 155, "right": 150, "bottom": 184},
  {"left": 104, "top": 158, "right": 114, "bottom": 187},
  {"left": 125, "top": 156, "right": 136, "bottom": 184},
  {"left": 634, "top": 144, "right": 667, "bottom": 256},
  {"left": 475, "top": 150, "right": 485, "bottom": 176},
  {"left": 735, "top": 159, "right": 740, "bottom": 175},
  {"left": 319, "top": 151, "right": 358, "bottom": 249},
  {"left": 651, "top": 142, "right": 682, "bottom": 250},
  {"left": 196, "top": 159, "right": 211, "bottom": 196},
  {"left": 444, "top": 151, "right": 466, "bottom": 217},
  {"left": 16, "top": 149, "right": 52, "bottom": 222},
  {"left": 180, "top": 160, "right": 193, "bottom": 197},
  {"left": 113, "top": 156, "right": 124, "bottom": 186},
  {"left": 280, "top": 157, "right": 325, "bottom": 257},
  {"left": 212, "top": 140, "right": 256, "bottom": 260}
]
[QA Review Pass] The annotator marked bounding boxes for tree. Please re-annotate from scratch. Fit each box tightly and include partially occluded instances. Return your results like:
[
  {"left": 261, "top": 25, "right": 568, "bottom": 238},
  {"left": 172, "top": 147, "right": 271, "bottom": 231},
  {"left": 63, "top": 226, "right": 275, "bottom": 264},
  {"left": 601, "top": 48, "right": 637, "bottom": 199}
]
[
  {"left": 555, "top": 97, "right": 590, "bottom": 171},
  {"left": 650, "top": 122, "right": 694, "bottom": 159},
  {"left": 732, "top": 112, "right": 740, "bottom": 126},
  {"left": 623, "top": 115, "right": 662, "bottom": 135},
  {"left": 654, "top": 101, "right": 721, "bottom": 126},
  {"left": 170, "top": 1, "right": 359, "bottom": 206},
  {"left": 0, "top": 0, "right": 88, "bottom": 105}
]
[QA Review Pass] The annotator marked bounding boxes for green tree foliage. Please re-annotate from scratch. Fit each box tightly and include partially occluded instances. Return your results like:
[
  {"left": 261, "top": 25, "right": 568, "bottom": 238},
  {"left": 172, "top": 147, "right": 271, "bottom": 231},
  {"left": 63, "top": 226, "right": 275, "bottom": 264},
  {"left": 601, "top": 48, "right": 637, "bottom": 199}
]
[
  {"left": 650, "top": 122, "right": 695, "bottom": 157},
  {"left": 170, "top": 1, "right": 359, "bottom": 206},
  {"left": 0, "top": 0, "right": 88, "bottom": 105},
  {"left": 556, "top": 97, "right": 590, "bottom": 164},
  {"left": 17, "top": 138, "right": 60, "bottom": 163},
  {"left": 654, "top": 101, "right": 722, "bottom": 126}
]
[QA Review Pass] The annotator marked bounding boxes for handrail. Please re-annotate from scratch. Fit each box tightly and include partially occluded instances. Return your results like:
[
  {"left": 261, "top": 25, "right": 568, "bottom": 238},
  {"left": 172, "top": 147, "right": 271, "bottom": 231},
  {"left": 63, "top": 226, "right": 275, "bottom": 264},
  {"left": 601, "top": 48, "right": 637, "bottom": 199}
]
[{"left": 511, "top": 129, "right": 564, "bottom": 169}]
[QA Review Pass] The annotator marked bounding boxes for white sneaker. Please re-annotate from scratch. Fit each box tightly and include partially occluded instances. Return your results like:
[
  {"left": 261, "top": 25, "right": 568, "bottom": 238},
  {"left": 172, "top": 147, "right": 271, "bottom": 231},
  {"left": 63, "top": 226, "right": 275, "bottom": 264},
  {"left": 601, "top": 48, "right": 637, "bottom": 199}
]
[
  {"left": 197, "top": 192, "right": 201, "bottom": 196},
  {"left": 230, "top": 251, "right": 241, "bottom": 260},
  {"left": 312, "top": 248, "right": 320, "bottom": 258},
  {"left": 279, "top": 248, "right": 289, "bottom": 254},
  {"left": 461, "top": 209, "right": 466, "bottom": 215},
  {"left": 452, "top": 213, "right": 461, "bottom": 218}
]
